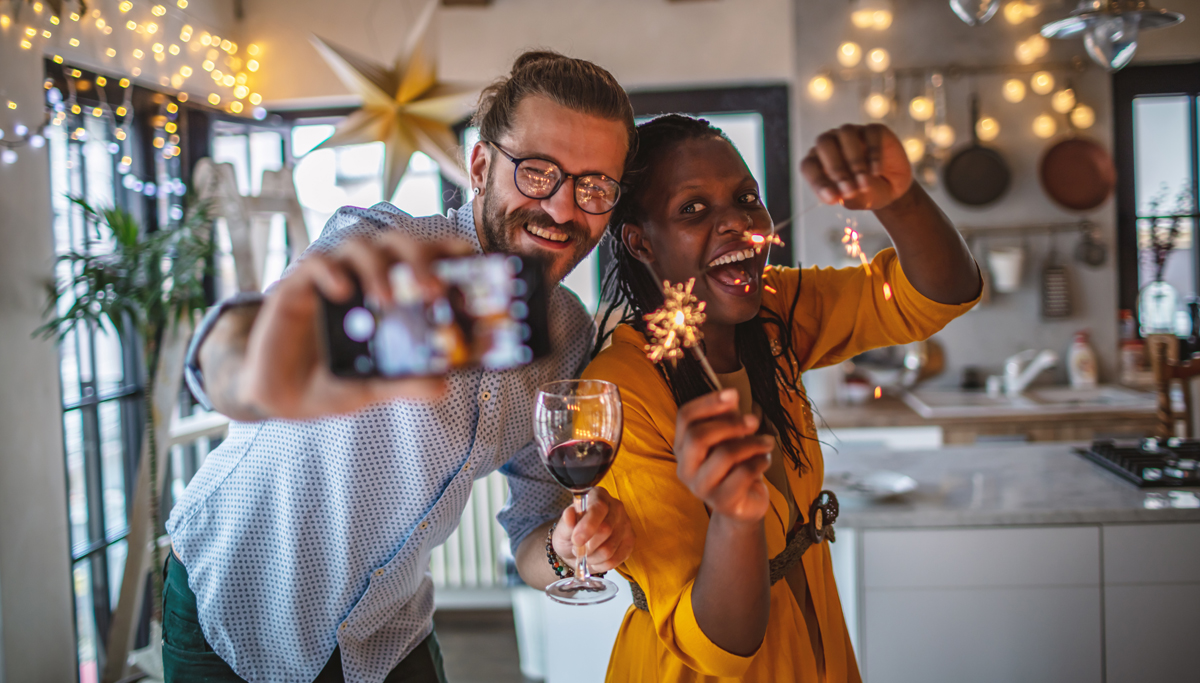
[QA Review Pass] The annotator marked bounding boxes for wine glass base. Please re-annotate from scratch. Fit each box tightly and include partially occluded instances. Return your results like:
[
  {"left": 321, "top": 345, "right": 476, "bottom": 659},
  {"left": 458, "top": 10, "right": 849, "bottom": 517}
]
[{"left": 545, "top": 576, "right": 619, "bottom": 606}]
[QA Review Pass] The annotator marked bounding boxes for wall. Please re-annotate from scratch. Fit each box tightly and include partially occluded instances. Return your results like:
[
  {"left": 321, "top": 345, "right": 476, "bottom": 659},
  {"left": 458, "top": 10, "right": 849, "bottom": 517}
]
[
  {"left": 0, "top": 1, "right": 235, "bottom": 679},
  {"left": 795, "top": 0, "right": 1200, "bottom": 397},
  {"left": 239, "top": 0, "right": 794, "bottom": 106},
  {"left": 0, "top": 29, "right": 77, "bottom": 683}
]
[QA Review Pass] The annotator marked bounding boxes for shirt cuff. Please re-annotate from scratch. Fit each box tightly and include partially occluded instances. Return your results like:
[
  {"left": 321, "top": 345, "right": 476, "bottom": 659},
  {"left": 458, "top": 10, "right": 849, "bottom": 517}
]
[
  {"left": 184, "top": 292, "right": 265, "bottom": 411},
  {"left": 671, "top": 581, "right": 759, "bottom": 678}
]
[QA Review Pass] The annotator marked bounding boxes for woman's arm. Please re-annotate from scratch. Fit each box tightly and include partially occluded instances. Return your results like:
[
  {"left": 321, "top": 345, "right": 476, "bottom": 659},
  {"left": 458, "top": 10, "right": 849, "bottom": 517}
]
[
  {"left": 674, "top": 389, "right": 775, "bottom": 656},
  {"left": 800, "top": 123, "right": 981, "bottom": 305}
]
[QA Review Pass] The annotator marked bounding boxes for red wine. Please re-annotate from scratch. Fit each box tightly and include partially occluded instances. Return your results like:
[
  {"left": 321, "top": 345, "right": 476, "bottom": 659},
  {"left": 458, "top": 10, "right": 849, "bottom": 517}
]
[{"left": 543, "top": 439, "right": 617, "bottom": 492}]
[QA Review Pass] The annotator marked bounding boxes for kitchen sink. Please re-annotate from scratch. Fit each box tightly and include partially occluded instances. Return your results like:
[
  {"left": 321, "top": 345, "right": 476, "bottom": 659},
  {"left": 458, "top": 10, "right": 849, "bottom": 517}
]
[{"left": 902, "top": 385, "right": 1156, "bottom": 419}]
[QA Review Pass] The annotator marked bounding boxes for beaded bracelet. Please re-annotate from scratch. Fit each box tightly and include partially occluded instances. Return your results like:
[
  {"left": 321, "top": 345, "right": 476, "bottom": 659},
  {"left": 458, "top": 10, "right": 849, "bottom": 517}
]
[{"left": 545, "top": 521, "right": 574, "bottom": 579}]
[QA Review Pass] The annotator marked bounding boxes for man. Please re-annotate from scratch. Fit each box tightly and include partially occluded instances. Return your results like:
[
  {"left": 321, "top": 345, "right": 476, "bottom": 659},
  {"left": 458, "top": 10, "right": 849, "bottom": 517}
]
[{"left": 164, "top": 51, "right": 636, "bottom": 683}]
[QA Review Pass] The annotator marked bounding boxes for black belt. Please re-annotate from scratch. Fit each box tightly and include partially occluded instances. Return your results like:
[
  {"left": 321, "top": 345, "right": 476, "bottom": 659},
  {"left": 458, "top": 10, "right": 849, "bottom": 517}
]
[{"left": 628, "top": 491, "right": 839, "bottom": 612}]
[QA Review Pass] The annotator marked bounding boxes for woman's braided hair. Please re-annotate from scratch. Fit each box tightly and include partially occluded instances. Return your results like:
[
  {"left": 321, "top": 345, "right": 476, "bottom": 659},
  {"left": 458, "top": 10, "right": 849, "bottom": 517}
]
[{"left": 595, "top": 114, "right": 814, "bottom": 472}]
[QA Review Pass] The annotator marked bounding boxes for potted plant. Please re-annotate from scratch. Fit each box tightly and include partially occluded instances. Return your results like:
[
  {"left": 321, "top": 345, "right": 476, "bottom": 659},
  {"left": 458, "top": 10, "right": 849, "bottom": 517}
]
[
  {"left": 1139, "top": 185, "right": 1195, "bottom": 336},
  {"left": 37, "top": 196, "right": 212, "bottom": 682}
]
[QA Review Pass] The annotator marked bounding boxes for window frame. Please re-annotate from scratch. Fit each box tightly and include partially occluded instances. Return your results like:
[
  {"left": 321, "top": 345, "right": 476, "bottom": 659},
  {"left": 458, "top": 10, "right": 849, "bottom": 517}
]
[{"left": 1112, "top": 61, "right": 1200, "bottom": 317}]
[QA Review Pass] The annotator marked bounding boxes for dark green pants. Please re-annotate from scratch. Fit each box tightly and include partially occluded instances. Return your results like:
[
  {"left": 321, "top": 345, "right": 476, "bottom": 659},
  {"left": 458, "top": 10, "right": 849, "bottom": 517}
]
[{"left": 162, "top": 554, "right": 446, "bottom": 683}]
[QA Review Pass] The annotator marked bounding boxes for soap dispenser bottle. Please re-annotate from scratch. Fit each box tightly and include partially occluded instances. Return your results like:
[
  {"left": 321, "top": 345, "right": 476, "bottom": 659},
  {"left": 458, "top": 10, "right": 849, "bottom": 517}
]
[{"left": 1068, "top": 330, "right": 1098, "bottom": 389}]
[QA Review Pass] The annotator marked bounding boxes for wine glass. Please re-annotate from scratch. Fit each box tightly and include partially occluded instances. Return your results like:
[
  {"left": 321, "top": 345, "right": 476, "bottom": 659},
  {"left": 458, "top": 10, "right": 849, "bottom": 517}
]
[{"left": 533, "top": 379, "right": 623, "bottom": 605}]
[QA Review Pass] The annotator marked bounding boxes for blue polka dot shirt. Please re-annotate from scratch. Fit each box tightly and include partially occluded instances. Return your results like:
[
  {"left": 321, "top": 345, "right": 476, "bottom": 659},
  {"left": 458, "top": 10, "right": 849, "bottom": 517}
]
[{"left": 167, "top": 201, "right": 592, "bottom": 683}]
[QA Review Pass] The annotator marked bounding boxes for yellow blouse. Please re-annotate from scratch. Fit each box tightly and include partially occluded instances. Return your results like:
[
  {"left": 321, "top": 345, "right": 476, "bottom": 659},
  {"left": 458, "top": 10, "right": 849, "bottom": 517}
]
[{"left": 581, "top": 249, "right": 978, "bottom": 682}]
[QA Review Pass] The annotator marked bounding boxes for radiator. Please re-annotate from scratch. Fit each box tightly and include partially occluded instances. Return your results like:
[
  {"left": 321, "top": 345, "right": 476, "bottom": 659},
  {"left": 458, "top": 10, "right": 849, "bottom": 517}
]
[{"left": 429, "top": 472, "right": 510, "bottom": 589}]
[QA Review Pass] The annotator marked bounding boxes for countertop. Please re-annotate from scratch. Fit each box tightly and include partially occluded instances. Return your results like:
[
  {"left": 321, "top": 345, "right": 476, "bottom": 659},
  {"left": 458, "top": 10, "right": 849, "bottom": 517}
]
[
  {"left": 824, "top": 442, "right": 1200, "bottom": 529},
  {"left": 817, "top": 395, "right": 1158, "bottom": 429}
]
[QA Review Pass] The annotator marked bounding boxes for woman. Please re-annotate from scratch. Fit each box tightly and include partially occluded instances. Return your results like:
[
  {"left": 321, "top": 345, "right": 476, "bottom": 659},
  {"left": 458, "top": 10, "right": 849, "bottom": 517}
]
[{"left": 580, "top": 116, "right": 981, "bottom": 682}]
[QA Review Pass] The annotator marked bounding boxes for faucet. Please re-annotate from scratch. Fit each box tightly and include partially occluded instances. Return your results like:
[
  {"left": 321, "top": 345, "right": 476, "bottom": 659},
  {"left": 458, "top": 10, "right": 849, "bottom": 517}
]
[{"left": 1004, "top": 349, "right": 1058, "bottom": 397}]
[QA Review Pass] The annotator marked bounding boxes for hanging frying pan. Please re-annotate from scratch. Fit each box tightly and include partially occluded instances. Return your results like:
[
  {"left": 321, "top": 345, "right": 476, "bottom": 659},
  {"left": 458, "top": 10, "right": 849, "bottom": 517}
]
[
  {"left": 1039, "top": 136, "right": 1116, "bottom": 212},
  {"left": 943, "top": 94, "right": 1011, "bottom": 207}
]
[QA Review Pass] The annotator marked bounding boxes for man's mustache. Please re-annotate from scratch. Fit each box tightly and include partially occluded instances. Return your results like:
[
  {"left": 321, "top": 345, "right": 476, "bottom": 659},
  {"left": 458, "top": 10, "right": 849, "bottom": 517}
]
[{"left": 506, "top": 208, "right": 587, "bottom": 241}]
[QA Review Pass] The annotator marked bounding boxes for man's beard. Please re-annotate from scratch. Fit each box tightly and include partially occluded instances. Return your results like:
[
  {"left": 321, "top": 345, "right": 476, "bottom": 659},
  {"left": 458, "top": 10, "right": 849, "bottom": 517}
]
[{"left": 479, "top": 172, "right": 595, "bottom": 285}]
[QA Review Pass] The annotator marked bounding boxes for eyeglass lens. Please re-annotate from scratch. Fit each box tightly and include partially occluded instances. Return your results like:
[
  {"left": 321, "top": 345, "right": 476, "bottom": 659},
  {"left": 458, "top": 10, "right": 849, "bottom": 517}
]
[{"left": 513, "top": 158, "right": 619, "bottom": 215}]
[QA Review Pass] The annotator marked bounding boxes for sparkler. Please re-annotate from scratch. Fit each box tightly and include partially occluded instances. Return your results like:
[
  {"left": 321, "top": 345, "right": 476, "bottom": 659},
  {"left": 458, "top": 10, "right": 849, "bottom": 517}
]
[
  {"left": 842, "top": 223, "right": 872, "bottom": 276},
  {"left": 642, "top": 267, "right": 723, "bottom": 389}
]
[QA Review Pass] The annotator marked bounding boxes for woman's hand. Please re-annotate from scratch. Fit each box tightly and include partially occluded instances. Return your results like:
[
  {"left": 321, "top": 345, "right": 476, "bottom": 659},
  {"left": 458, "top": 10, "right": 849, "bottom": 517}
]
[
  {"left": 551, "top": 487, "right": 634, "bottom": 573},
  {"left": 801, "top": 123, "right": 913, "bottom": 211},
  {"left": 674, "top": 388, "right": 774, "bottom": 523}
]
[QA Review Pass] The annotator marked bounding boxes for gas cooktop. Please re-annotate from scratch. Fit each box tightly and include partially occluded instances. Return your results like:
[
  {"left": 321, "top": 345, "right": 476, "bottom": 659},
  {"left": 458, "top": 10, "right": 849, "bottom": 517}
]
[{"left": 1078, "top": 438, "right": 1200, "bottom": 488}]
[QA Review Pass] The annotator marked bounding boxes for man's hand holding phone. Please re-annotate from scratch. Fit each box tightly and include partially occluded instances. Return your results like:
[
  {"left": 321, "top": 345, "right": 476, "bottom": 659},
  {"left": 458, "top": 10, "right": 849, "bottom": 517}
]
[{"left": 203, "top": 232, "right": 472, "bottom": 421}]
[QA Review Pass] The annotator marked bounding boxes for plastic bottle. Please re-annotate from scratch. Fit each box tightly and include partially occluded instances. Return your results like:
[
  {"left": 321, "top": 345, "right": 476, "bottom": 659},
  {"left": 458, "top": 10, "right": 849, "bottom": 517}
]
[{"left": 1068, "top": 330, "right": 1098, "bottom": 389}]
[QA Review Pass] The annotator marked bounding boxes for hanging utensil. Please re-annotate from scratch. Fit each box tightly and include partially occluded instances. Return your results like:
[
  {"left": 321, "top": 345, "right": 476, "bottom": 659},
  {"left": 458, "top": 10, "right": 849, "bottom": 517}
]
[
  {"left": 944, "top": 93, "right": 1011, "bottom": 207},
  {"left": 1042, "top": 233, "right": 1073, "bottom": 319},
  {"left": 1074, "top": 220, "right": 1108, "bottom": 267}
]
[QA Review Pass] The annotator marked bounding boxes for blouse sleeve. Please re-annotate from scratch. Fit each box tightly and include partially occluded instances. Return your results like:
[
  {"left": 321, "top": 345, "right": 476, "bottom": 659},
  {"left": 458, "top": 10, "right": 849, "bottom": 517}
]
[
  {"left": 582, "top": 344, "right": 760, "bottom": 678},
  {"left": 768, "top": 247, "right": 980, "bottom": 371}
]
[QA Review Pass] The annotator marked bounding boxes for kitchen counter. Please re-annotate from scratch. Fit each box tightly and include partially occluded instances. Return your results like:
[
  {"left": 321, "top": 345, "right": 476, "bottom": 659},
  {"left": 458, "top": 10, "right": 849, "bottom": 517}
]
[
  {"left": 825, "top": 442, "right": 1200, "bottom": 528},
  {"left": 817, "top": 395, "right": 1158, "bottom": 444}
]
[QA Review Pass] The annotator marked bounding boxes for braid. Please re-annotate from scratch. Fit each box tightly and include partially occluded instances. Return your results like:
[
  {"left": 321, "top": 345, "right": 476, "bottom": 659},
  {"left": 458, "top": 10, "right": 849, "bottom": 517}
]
[{"left": 596, "top": 115, "right": 815, "bottom": 473}]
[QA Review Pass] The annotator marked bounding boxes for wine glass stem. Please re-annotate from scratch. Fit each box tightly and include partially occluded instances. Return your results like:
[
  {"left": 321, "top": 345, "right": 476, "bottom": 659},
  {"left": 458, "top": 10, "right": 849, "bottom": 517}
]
[{"left": 574, "top": 492, "right": 591, "bottom": 579}]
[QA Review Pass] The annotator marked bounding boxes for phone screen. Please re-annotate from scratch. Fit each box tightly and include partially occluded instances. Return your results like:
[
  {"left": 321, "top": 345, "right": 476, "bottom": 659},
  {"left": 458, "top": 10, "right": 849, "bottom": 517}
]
[{"left": 323, "top": 254, "right": 551, "bottom": 378}]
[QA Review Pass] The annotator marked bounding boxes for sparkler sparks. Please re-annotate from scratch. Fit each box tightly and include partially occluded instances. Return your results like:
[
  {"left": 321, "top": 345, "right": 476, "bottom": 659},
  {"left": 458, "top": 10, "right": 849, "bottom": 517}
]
[
  {"left": 643, "top": 278, "right": 706, "bottom": 363},
  {"left": 743, "top": 230, "right": 786, "bottom": 254},
  {"left": 842, "top": 223, "right": 872, "bottom": 275}
]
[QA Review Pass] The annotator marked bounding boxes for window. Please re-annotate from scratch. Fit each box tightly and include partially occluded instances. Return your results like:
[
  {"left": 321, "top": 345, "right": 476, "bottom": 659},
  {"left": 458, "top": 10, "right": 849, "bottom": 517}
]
[
  {"left": 45, "top": 60, "right": 204, "bottom": 682},
  {"left": 1113, "top": 62, "right": 1200, "bottom": 326}
]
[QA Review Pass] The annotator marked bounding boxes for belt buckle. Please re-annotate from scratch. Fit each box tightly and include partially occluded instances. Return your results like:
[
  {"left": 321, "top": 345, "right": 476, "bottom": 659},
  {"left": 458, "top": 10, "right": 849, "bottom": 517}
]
[{"left": 807, "top": 490, "right": 839, "bottom": 543}]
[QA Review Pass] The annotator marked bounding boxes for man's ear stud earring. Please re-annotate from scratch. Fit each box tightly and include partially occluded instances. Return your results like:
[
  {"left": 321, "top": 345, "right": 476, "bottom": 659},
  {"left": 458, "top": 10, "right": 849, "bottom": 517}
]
[{"left": 473, "top": 187, "right": 480, "bottom": 196}]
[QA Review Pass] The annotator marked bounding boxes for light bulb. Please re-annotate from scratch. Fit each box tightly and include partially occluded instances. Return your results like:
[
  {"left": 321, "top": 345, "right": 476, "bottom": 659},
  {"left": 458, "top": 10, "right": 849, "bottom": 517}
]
[
  {"left": 837, "top": 41, "right": 862, "bottom": 67},
  {"left": 865, "top": 93, "right": 891, "bottom": 119},
  {"left": 949, "top": 0, "right": 1000, "bottom": 26},
  {"left": 872, "top": 10, "right": 893, "bottom": 29},
  {"left": 866, "top": 48, "right": 890, "bottom": 73},
  {"left": 1032, "top": 113, "right": 1057, "bottom": 138},
  {"left": 1070, "top": 104, "right": 1096, "bottom": 129},
  {"left": 1004, "top": 0, "right": 1027, "bottom": 24},
  {"left": 808, "top": 75, "right": 834, "bottom": 101},
  {"left": 1015, "top": 39, "right": 1038, "bottom": 65},
  {"left": 1030, "top": 70, "right": 1054, "bottom": 95},
  {"left": 30, "top": 134, "right": 45, "bottom": 148},
  {"left": 1084, "top": 15, "right": 1140, "bottom": 71},
  {"left": 851, "top": 10, "right": 876, "bottom": 28},
  {"left": 909, "top": 96, "right": 935, "bottom": 121},
  {"left": 1003, "top": 78, "right": 1026, "bottom": 103},
  {"left": 930, "top": 123, "right": 956, "bottom": 149},
  {"left": 976, "top": 116, "right": 1000, "bottom": 141},
  {"left": 903, "top": 137, "right": 926, "bottom": 163},
  {"left": 1026, "top": 34, "right": 1049, "bottom": 58},
  {"left": 1, "top": 149, "right": 17, "bottom": 165},
  {"left": 1051, "top": 88, "right": 1076, "bottom": 114}
]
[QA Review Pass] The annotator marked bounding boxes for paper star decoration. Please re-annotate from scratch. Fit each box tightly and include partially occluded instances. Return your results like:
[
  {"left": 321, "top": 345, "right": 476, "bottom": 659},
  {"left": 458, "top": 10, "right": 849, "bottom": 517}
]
[{"left": 311, "top": 1, "right": 478, "bottom": 200}]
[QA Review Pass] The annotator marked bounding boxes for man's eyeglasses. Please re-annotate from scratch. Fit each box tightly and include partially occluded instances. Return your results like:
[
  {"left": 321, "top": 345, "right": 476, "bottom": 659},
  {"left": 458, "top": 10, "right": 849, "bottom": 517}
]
[{"left": 484, "top": 140, "right": 622, "bottom": 215}]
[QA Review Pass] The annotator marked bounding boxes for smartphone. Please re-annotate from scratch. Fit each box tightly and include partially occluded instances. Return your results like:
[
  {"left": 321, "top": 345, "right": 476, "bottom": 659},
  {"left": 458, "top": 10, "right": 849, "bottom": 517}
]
[{"left": 322, "top": 254, "right": 551, "bottom": 378}]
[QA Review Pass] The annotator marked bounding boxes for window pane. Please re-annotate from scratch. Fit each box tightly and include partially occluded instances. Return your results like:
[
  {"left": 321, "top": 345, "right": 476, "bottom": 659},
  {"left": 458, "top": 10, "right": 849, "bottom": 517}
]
[
  {"left": 99, "top": 401, "right": 128, "bottom": 537},
  {"left": 94, "top": 316, "right": 124, "bottom": 397},
  {"left": 1137, "top": 216, "right": 1194, "bottom": 295},
  {"left": 59, "top": 324, "right": 82, "bottom": 406},
  {"left": 1133, "top": 96, "right": 1193, "bottom": 216},
  {"left": 249, "top": 131, "right": 283, "bottom": 196},
  {"left": 73, "top": 561, "right": 99, "bottom": 683},
  {"left": 213, "top": 135, "right": 251, "bottom": 195},
  {"left": 84, "top": 117, "right": 115, "bottom": 211},
  {"left": 392, "top": 152, "right": 443, "bottom": 218},
  {"left": 64, "top": 409, "right": 90, "bottom": 553},
  {"left": 106, "top": 539, "right": 127, "bottom": 609}
]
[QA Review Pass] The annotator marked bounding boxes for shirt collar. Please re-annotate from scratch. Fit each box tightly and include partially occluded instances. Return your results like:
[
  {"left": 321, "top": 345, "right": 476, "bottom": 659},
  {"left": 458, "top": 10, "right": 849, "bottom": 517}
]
[{"left": 448, "top": 200, "right": 483, "bottom": 254}]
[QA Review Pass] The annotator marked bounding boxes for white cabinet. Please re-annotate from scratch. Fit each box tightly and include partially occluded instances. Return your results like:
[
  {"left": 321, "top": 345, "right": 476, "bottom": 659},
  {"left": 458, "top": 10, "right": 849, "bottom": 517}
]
[
  {"left": 861, "top": 527, "right": 1102, "bottom": 683},
  {"left": 1102, "top": 523, "right": 1200, "bottom": 683}
]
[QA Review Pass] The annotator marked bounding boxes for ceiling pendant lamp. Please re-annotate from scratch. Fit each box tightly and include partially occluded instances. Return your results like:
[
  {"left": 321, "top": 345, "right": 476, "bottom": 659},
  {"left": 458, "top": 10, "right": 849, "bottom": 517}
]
[
  {"left": 1040, "top": 0, "right": 1184, "bottom": 71},
  {"left": 950, "top": 0, "right": 1001, "bottom": 25}
]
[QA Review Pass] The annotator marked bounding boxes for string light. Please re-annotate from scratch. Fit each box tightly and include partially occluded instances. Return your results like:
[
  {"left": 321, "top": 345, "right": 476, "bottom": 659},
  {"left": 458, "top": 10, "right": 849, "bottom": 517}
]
[
  {"left": 1032, "top": 113, "right": 1057, "bottom": 138},
  {"left": 1051, "top": 88, "right": 1076, "bottom": 113},
  {"left": 865, "top": 93, "right": 891, "bottom": 119},
  {"left": 837, "top": 41, "right": 862, "bottom": 67},
  {"left": 976, "top": 116, "right": 1000, "bottom": 141},
  {"left": 50, "top": 15, "right": 59, "bottom": 25},
  {"left": 248, "top": 93, "right": 262, "bottom": 105},
  {"left": 1070, "top": 104, "right": 1095, "bottom": 129},
  {"left": 930, "top": 123, "right": 955, "bottom": 149},
  {"left": 247, "top": 44, "right": 260, "bottom": 56},
  {"left": 808, "top": 74, "right": 834, "bottom": 101},
  {"left": 908, "top": 95, "right": 934, "bottom": 121},
  {"left": 902, "top": 137, "right": 925, "bottom": 163},
  {"left": 1030, "top": 71, "right": 1055, "bottom": 95},
  {"left": 208, "top": 93, "right": 220, "bottom": 105},
  {"left": 247, "top": 59, "right": 260, "bottom": 72},
  {"left": 866, "top": 48, "right": 890, "bottom": 73},
  {"left": 53, "top": 54, "right": 64, "bottom": 64},
  {"left": 96, "top": 76, "right": 107, "bottom": 86},
  {"left": 0, "top": 15, "right": 9, "bottom": 29},
  {"left": 1003, "top": 78, "right": 1026, "bottom": 103},
  {"left": 152, "top": 5, "right": 167, "bottom": 16}
]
